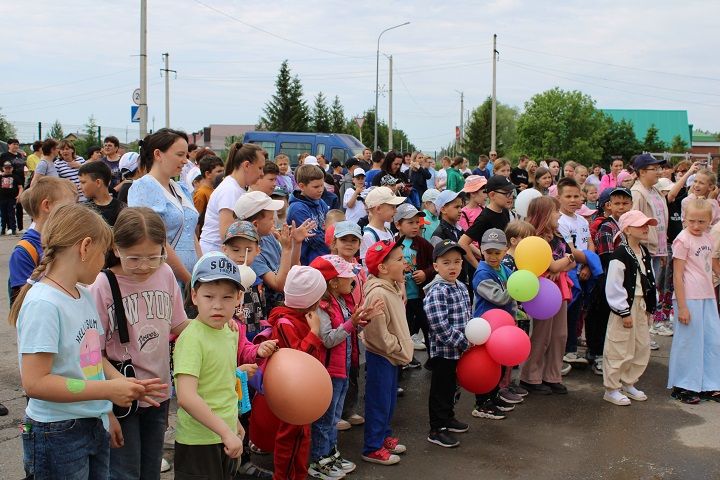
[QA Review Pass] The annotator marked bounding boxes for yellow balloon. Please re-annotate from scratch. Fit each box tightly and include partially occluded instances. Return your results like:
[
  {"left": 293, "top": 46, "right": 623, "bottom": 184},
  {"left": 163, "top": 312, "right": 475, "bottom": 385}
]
[{"left": 514, "top": 236, "right": 552, "bottom": 276}]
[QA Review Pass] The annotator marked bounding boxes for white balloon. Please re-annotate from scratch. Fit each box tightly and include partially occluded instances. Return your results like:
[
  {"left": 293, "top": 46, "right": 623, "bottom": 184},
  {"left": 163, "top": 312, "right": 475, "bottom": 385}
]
[
  {"left": 514, "top": 188, "right": 542, "bottom": 218},
  {"left": 465, "top": 317, "right": 492, "bottom": 345},
  {"left": 237, "top": 264, "right": 257, "bottom": 290}
]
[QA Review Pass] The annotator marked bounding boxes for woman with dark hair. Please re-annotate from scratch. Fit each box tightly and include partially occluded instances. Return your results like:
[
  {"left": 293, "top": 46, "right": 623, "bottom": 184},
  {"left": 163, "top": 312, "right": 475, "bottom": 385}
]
[
  {"left": 371, "top": 151, "right": 406, "bottom": 186},
  {"left": 128, "top": 128, "right": 199, "bottom": 284},
  {"left": 586, "top": 164, "right": 603, "bottom": 188},
  {"left": 54, "top": 140, "right": 86, "bottom": 201},
  {"left": 547, "top": 158, "right": 561, "bottom": 184}
]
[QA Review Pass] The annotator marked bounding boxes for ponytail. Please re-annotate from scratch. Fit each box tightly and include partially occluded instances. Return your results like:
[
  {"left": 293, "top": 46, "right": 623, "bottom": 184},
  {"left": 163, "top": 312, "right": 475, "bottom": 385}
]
[{"left": 225, "top": 142, "right": 266, "bottom": 177}]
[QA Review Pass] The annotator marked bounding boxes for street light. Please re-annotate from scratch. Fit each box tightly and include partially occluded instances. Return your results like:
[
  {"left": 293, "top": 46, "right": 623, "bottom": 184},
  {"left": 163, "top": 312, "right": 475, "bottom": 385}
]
[{"left": 374, "top": 21, "right": 410, "bottom": 152}]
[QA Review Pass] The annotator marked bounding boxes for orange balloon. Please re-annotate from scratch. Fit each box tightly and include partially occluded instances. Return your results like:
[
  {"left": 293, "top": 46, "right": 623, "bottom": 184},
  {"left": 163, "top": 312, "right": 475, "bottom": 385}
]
[
  {"left": 263, "top": 348, "right": 332, "bottom": 425},
  {"left": 514, "top": 236, "right": 552, "bottom": 276}
]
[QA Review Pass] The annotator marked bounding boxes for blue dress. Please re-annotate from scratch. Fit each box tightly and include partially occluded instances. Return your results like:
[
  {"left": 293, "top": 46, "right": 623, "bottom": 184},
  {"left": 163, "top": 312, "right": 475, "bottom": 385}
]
[{"left": 128, "top": 175, "right": 199, "bottom": 275}]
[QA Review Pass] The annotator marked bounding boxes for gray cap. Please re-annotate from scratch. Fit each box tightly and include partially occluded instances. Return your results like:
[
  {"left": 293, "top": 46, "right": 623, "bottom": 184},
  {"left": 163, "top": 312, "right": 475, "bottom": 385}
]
[
  {"left": 191, "top": 252, "right": 243, "bottom": 289},
  {"left": 393, "top": 203, "right": 426, "bottom": 222},
  {"left": 480, "top": 228, "right": 507, "bottom": 251}
]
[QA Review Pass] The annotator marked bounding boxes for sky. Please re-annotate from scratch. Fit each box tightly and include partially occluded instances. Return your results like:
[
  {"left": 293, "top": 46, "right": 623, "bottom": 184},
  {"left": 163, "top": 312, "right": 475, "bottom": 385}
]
[{"left": 2, "top": 0, "right": 719, "bottom": 152}]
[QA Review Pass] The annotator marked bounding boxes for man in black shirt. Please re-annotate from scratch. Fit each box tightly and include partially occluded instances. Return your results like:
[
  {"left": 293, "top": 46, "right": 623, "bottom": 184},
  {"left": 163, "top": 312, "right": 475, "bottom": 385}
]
[
  {"left": 0, "top": 139, "right": 27, "bottom": 231},
  {"left": 510, "top": 155, "right": 530, "bottom": 191},
  {"left": 78, "top": 161, "right": 125, "bottom": 226},
  {"left": 0, "top": 161, "right": 20, "bottom": 235},
  {"left": 460, "top": 175, "right": 514, "bottom": 268}
]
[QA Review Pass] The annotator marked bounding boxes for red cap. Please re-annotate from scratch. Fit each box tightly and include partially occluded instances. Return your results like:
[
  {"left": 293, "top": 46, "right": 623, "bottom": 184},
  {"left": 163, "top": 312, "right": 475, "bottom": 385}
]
[
  {"left": 364, "top": 240, "right": 397, "bottom": 276},
  {"left": 310, "top": 255, "right": 356, "bottom": 281},
  {"left": 324, "top": 224, "right": 336, "bottom": 247}
]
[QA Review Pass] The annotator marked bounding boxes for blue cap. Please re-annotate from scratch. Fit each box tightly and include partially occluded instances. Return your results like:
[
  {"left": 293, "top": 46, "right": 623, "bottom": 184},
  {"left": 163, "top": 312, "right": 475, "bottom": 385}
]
[
  {"left": 191, "top": 252, "right": 243, "bottom": 289},
  {"left": 434, "top": 190, "right": 460, "bottom": 211},
  {"left": 224, "top": 220, "right": 260, "bottom": 244},
  {"left": 632, "top": 153, "right": 665, "bottom": 171},
  {"left": 333, "top": 221, "right": 362, "bottom": 240}
]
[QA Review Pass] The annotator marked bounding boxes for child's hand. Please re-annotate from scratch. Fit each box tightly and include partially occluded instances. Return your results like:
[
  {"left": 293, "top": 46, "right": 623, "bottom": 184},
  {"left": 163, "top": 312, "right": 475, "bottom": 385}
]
[
  {"left": 277, "top": 224, "right": 293, "bottom": 250},
  {"left": 239, "top": 363, "right": 259, "bottom": 378},
  {"left": 622, "top": 316, "right": 633, "bottom": 328},
  {"left": 411, "top": 270, "right": 426, "bottom": 284},
  {"left": 306, "top": 310, "right": 321, "bottom": 334},
  {"left": 291, "top": 219, "right": 317, "bottom": 244},
  {"left": 129, "top": 377, "right": 168, "bottom": 407},
  {"left": 221, "top": 429, "right": 244, "bottom": 459},
  {"left": 107, "top": 377, "right": 145, "bottom": 406},
  {"left": 228, "top": 319, "right": 240, "bottom": 333},
  {"left": 678, "top": 306, "right": 691, "bottom": 325},
  {"left": 109, "top": 414, "right": 124, "bottom": 449},
  {"left": 257, "top": 339, "right": 279, "bottom": 358}
]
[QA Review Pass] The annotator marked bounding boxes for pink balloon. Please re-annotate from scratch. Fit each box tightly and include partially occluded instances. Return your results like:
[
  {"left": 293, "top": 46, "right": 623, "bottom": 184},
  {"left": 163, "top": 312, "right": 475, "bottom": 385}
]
[
  {"left": 482, "top": 309, "right": 515, "bottom": 331},
  {"left": 486, "top": 326, "right": 531, "bottom": 366},
  {"left": 522, "top": 277, "right": 562, "bottom": 320}
]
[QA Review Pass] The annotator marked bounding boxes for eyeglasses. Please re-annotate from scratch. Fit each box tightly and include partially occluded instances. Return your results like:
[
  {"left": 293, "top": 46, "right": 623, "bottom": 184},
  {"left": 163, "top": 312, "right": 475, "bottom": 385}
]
[
  {"left": 493, "top": 190, "right": 514, "bottom": 197},
  {"left": 642, "top": 167, "right": 658, "bottom": 172},
  {"left": 117, "top": 253, "right": 167, "bottom": 269},
  {"left": 676, "top": 170, "right": 688, "bottom": 175}
]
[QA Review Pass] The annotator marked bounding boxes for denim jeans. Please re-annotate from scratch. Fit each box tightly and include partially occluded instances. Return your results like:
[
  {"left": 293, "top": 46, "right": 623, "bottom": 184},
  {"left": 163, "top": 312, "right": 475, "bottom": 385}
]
[
  {"left": 363, "top": 351, "right": 398, "bottom": 455},
  {"left": 311, "top": 377, "right": 349, "bottom": 461},
  {"left": 22, "top": 416, "right": 110, "bottom": 480},
  {"left": 109, "top": 400, "right": 169, "bottom": 480}
]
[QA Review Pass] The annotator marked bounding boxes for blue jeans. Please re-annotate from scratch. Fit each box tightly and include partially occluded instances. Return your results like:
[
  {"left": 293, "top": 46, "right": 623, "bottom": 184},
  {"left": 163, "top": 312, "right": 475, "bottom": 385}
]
[
  {"left": 23, "top": 416, "right": 110, "bottom": 480},
  {"left": 363, "top": 351, "right": 398, "bottom": 455},
  {"left": 110, "top": 400, "right": 169, "bottom": 480},
  {"left": 311, "top": 377, "right": 349, "bottom": 461}
]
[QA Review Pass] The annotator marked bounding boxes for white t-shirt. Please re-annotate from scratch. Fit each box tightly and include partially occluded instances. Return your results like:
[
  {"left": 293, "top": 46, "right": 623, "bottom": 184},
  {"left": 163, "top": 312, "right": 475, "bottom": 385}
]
[
  {"left": 360, "top": 225, "right": 393, "bottom": 260},
  {"left": 343, "top": 188, "right": 367, "bottom": 223},
  {"left": 200, "top": 175, "right": 246, "bottom": 253},
  {"left": 435, "top": 168, "right": 448, "bottom": 190},
  {"left": 558, "top": 212, "right": 590, "bottom": 251}
]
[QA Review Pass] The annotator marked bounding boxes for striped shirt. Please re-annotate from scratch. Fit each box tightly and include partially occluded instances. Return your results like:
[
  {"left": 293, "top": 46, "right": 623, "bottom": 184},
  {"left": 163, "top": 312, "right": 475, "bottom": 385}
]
[{"left": 54, "top": 156, "right": 86, "bottom": 201}]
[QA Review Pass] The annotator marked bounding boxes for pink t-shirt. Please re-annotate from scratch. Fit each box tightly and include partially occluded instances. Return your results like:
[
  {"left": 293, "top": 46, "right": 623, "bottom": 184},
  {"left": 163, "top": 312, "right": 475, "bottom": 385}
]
[
  {"left": 91, "top": 263, "right": 186, "bottom": 405},
  {"left": 672, "top": 229, "right": 715, "bottom": 300},
  {"left": 459, "top": 206, "right": 483, "bottom": 232}
]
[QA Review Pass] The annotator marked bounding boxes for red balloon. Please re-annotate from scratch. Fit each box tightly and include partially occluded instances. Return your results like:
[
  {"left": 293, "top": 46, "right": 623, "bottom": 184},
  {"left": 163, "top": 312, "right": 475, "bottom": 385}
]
[
  {"left": 456, "top": 345, "right": 502, "bottom": 394},
  {"left": 249, "top": 394, "right": 281, "bottom": 452},
  {"left": 486, "top": 326, "right": 531, "bottom": 366},
  {"left": 482, "top": 309, "right": 515, "bottom": 331},
  {"left": 263, "top": 349, "right": 332, "bottom": 425}
]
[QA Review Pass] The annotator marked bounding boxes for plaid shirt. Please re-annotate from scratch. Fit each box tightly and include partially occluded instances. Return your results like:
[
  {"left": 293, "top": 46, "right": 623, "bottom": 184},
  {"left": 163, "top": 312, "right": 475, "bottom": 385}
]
[
  {"left": 423, "top": 278, "right": 470, "bottom": 360},
  {"left": 594, "top": 217, "right": 622, "bottom": 269}
]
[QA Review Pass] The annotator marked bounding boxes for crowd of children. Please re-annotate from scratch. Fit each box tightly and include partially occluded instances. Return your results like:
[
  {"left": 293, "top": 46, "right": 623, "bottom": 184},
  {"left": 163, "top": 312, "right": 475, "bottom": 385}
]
[{"left": 8, "top": 140, "right": 720, "bottom": 480}]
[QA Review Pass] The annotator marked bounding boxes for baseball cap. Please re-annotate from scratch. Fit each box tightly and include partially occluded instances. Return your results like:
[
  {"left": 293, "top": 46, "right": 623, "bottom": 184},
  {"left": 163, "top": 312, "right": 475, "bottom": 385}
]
[
  {"left": 486, "top": 175, "right": 515, "bottom": 193},
  {"left": 577, "top": 204, "right": 597, "bottom": 217},
  {"left": 434, "top": 190, "right": 460, "bottom": 211},
  {"left": 310, "top": 255, "right": 356, "bottom": 281},
  {"left": 393, "top": 203, "right": 425, "bottom": 222},
  {"left": 304, "top": 155, "right": 319, "bottom": 165},
  {"left": 632, "top": 153, "right": 665, "bottom": 171},
  {"left": 432, "top": 239, "right": 466, "bottom": 261},
  {"left": 191, "top": 252, "right": 243, "bottom": 289},
  {"left": 365, "top": 186, "right": 406, "bottom": 208},
  {"left": 655, "top": 178, "right": 674, "bottom": 192},
  {"left": 614, "top": 210, "right": 658, "bottom": 241},
  {"left": 365, "top": 240, "right": 400, "bottom": 276},
  {"left": 481, "top": 228, "right": 508, "bottom": 251},
  {"left": 610, "top": 187, "right": 632, "bottom": 198},
  {"left": 119, "top": 152, "right": 139, "bottom": 175},
  {"left": 223, "top": 220, "right": 260, "bottom": 244},
  {"left": 617, "top": 170, "right": 633, "bottom": 184},
  {"left": 284, "top": 265, "right": 326, "bottom": 309},
  {"left": 462, "top": 175, "right": 487, "bottom": 193},
  {"left": 272, "top": 186, "right": 289, "bottom": 197},
  {"left": 422, "top": 188, "right": 441, "bottom": 204},
  {"left": 334, "top": 221, "right": 362, "bottom": 240},
  {"left": 353, "top": 168, "right": 366, "bottom": 177},
  {"left": 233, "top": 191, "right": 284, "bottom": 220},
  {"left": 380, "top": 174, "right": 398, "bottom": 186},
  {"left": 2, "top": 161, "right": 12, "bottom": 167}
]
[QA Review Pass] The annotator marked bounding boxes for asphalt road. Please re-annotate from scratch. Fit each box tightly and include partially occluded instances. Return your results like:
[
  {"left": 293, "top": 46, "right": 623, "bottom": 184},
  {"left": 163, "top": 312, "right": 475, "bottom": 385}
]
[{"left": 1, "top": 231, "right": 719, "bottom": 479}]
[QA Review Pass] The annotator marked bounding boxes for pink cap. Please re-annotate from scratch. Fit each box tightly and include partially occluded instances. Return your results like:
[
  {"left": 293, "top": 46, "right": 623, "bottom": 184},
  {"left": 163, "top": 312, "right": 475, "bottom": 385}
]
[
  {"left": 614, "top": 210, "right": 658, "bottom": 241},
  {"left": 462, "top": 175, "right": 487, "bottom": 193},
  {"left": 617, "top": 170, "right": 633, "bottom": 184},
  {"left": 284, "top": 266, "right": 326, "bottom": 309},
  {"left": 577, "top": 204, "right": 597, "bottom": 217},
  {"left": 310, "top": 255, "right": 356, "bottom": 281}
]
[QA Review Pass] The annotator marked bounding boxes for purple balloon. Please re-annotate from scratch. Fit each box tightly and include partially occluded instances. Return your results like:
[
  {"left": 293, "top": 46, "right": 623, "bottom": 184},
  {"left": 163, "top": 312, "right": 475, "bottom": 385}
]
[{"left": 521, "top": 277, "right": 562, "bottom": 320}]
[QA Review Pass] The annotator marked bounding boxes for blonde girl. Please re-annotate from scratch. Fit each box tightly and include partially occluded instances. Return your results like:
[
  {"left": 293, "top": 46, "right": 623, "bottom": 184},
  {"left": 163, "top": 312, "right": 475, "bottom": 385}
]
[
  {"left": 668, "top": 199, "right": 720, "bottom": 404},
  {"left": 492, "top": 158, "right": 512, "bottom": 178},
  {"left": 681, "top": 168, "right": 720, "bottom": 225},
  {"left": 11, "top": 203, "right": 165, "bottom": 479},
  {"left": 520, "top": 197, "right": 577, "bottom": 394},
  {"left": 90, "top": 207, "right": 188, "bottom": 479}
]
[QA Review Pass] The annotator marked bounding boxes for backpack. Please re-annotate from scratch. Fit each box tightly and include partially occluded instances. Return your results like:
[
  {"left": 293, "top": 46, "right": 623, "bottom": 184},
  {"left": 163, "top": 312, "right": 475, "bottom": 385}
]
[{"left": 16, "top": 240, "right": 39, "bottom": 267}]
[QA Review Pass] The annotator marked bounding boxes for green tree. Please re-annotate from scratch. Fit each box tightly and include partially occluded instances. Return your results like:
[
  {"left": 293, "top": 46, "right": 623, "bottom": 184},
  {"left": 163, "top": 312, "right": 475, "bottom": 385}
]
[
  {"left": 73, "top": 115, "right": 101, "bottom": 158},
  {"left": 600, "top": 117, "right": 642, "bottom": 166},
  {"left": 669, "top": 134, "right": 688, "bottom": 153},
  {"left": 515, "top": 88, "right": 608, "bottom": 165},
  {"left": 311, "top": 92, "right": 330, "bottom": 133},
  {"left": 642, "top": 124, "right": 666, "bottom": 152},
  {"left": 259, "top": 60, "right": 309, "bottom": 131},
  {"left": 0, "top": 109, "right": 17, "bottom": 141},
  {"left": 464, "top": 97, "right": 519, "bottom": 159},
  {"left": 47, "top": 120, "right": 64, "bottom": 139},
  {"left": 329, "top": 95, "right": 346, "bottom": 134}
]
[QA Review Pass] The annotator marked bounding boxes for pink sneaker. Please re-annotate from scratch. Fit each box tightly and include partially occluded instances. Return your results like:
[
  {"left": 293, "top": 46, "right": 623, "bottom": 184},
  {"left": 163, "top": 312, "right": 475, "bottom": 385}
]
[
  {"left": 383, "top": 436, "right": 407, "bottom": 454},
  {"left": 361, "top": 447, "right": 400, "bottom": 465}
]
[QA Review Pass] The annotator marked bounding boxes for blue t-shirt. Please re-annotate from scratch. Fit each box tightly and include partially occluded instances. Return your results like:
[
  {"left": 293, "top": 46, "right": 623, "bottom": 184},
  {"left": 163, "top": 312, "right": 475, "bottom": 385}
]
[
  {"left": 9, "top": 228, "right": 42, "bottom": 289},
  {"left": 401, "top": 238, "right": 420, "bottom": 300},
  {"left": 17, "top": 282, "right": 111, "bottom": 426},
  {"left": 364, "top": 169, "right": 382, "bottom": 188},
  {"left": 251, "top": 234, "right": 284, "bottom": 313}
]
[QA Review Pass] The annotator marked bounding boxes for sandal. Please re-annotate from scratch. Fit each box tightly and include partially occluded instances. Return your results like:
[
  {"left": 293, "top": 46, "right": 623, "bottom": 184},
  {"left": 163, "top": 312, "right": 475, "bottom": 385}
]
[
  {"left": 671, "top": 387, "right": 701, "bottom": 405},
  {"left": 700, "top": 391, "right": 720, "bottom": 402}
]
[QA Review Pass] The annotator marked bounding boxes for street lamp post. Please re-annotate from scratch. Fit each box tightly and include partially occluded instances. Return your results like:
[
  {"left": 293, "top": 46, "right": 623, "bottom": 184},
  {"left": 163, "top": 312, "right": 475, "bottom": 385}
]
[{"left": 374, "top": 21, "right": 410, "bottom": 152}]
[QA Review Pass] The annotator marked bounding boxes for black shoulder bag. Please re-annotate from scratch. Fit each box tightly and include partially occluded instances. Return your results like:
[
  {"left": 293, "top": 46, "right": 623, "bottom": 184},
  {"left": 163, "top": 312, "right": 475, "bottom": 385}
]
[{"left": 104, "top": 269, "right": 139, "bottom": 419}]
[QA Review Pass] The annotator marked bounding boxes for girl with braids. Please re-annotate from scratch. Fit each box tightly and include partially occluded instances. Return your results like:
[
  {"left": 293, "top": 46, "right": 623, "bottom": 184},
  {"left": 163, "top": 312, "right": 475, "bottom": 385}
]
[
  {"left": 11, "top": 203, "right": 166, "bottom": 480},
  {"left": 200, "top": 142, "right": 267, "bottom": 254},
  {"left": 90, "top": 207, "right": 188, "bottom": 480},
  {"left": 128, "top": 129, "right": 200, "bottom": 285}
]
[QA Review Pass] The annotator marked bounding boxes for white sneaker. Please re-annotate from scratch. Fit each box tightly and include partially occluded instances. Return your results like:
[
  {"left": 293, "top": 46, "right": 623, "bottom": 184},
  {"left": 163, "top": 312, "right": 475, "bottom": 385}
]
[
  {"left": 592, "top": 357, "right": 604, "bottom": 376},
  {"left": 563, "top": 352, "right": 589, "bottom": 365},
  {"left": 161, "top": 458, "right": 171, "bottom": 472},
  {"left": 603, "top": 389, "right": 631, "bottom": 406},
  {"left": 337, "top": 419, "right": 351, "bottom": 431},
  {"left": 656, "top": 324, "right": 673, "bottom": 337},
  {"left": 622, "top": 384, "right": 648, "bottom": 401},
  {"left": 649, "top": 324, "right": 660, "bottom": 335},
  {"left": 412, "top": 334, "right": 426, "bottom": 351},
  {"left": 650, "top": 340, "right": 659, "bottom": 351},
  {"left": 561, "top": 362, "right": 572, "bottom": 376}
]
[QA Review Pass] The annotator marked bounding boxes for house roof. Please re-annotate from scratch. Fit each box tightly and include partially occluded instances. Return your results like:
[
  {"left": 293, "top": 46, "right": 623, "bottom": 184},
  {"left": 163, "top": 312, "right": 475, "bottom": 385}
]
[
  {"left": 601, "top": 109, "right": 691, "bottom": 145},
  {"left": 692, "top": 132, "right": 719, "bottom": 143}
]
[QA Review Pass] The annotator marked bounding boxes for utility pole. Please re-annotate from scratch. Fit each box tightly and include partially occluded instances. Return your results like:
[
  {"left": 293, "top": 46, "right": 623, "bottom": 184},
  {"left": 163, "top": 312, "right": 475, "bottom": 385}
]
[
  {"left": 375, "top": 22, "right": 410, "bottom": 152},
  {"left": 491, "top": 33, "right": 498, "bottom": 152},
  {"left": 161, "top": 53, "right": 177, "bottom": 129},
  {"left": 388, "top": 55, "right": 393, "bottom": 151},
  {"left": 459, "top": 91, "right": 464, "bottom": 154},
  {"left": 139, "top": 0, "right": 148, "bottom": 138}
]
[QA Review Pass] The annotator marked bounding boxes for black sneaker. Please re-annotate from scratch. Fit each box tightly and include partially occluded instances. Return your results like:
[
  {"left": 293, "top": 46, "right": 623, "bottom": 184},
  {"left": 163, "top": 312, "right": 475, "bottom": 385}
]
[
  {"left": 405, "top": 357, "right": 422, "bottom": 369},
  {"left": 493, "top": 397, "right": 515, "bottom": 412},
  {"left": 427, "top": 428, "right": 460, "bottom": 448},
  {"left": 445, "top": 418, "right": 469, "bottom": 433},
  {"left": 543, "top": 382, "right": 568, "bottom": 394},
  {"left": 701, "top": 391, "right": 720, "bottom": 402},
  {"left": 671, "top": 387, "right": 701, "bottom": 404},
  {"left": 0, "top": 403, "right": 7, "bottom": 416},
  {"left": 519, "top": 381, "right": 552, "bottom": 395},
  {"left": 471, "top": 400, "right": 506, "bottom": 420},
  {"left": 235, "top": 462, "right": 273, "bottom": 479},
  {"left": 397, "top": 387, "right": 404, "bottom": 397}
]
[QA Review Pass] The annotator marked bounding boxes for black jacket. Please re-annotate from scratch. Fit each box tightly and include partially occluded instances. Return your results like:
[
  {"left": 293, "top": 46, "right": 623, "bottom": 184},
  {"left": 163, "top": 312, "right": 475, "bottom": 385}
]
[{"left": 605, "top": 243, "right": 656, "bottom": 317}]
